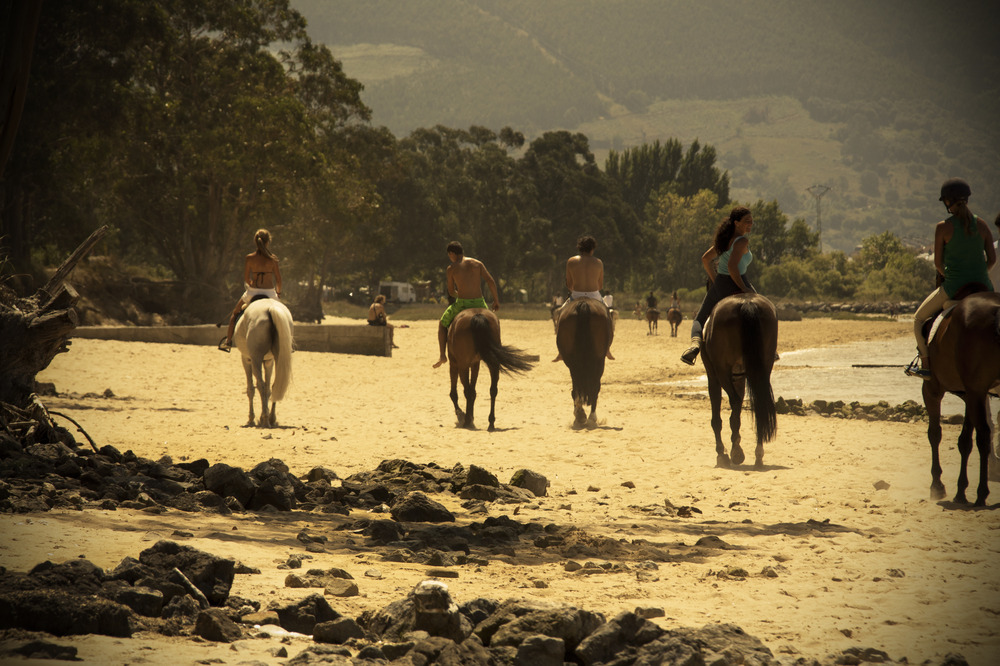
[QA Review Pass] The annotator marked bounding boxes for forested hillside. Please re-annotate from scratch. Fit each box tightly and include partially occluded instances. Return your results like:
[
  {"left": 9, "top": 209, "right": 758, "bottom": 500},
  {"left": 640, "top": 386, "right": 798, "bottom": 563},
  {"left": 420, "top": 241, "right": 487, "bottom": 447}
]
[{"left": 295, "top": 0, "right": 1000, "bottom": 252}]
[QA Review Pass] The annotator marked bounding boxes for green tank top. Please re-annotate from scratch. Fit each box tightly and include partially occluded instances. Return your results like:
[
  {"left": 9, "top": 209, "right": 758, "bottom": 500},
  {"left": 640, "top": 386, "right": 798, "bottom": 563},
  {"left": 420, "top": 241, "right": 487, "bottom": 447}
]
[{"left": 943, "top": 215, "right": 992, "bottom": 297}]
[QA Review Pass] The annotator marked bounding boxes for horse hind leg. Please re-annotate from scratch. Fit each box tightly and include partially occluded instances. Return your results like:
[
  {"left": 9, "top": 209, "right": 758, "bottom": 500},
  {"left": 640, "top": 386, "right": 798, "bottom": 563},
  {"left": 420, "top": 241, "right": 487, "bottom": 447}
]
[
  {"left": 586, "top": 398, "right": 599, "bottom": 429},
  {"left": 965, "top": 393, "right": 991, "bottom": 506},
  {"left": 461, "top": 363, "right": 478, "bottom": 429},
  {"left": 953, "top": 412, "right": 975, "bottom": 504},
  {"left": 708, "top": 376, "right": 730, "bottom": 467},
  {"left": 923, "top": 383, "right": 946, "bottom": 499},
  {"left": 572, "top": 391, "right": 587, "bottom": 428},
  {"left": 242, "top": 358, "right": 256, "bottom": 426},
  {"left": 487, "top": 363, "right": 499, "bottom": 432},
  {"left": 727, "top": 380, "right": 746, "bottom": 466},
  {"left": 449, "top": 366, "right": 464, "bottom": 424},
  {"left": 258, "top": 358, "right": 274, "bottom": 427}
]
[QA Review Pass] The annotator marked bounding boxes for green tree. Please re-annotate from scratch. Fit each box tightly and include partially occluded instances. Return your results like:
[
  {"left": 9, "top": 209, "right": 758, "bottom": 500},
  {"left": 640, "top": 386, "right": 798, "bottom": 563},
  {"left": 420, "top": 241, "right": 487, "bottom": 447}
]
[
  {"left": 747, "top": 199, "right": 788, "bottom": 266},
  {"left": 785, "top": 219, "right": 821, "bottom": 260},
  {"left": 518, "top": 131, "right": 638, "bottom": 294},
  {"left": 646, "top": 190, "right": 722, "bottom": 291},
  {"left": 605, "top": 138, "right": 729, "bottom": 229}
]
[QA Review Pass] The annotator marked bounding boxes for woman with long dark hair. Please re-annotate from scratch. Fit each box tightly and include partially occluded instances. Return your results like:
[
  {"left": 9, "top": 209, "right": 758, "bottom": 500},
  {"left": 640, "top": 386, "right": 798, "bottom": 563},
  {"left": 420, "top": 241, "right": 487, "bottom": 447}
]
[{"left": 680, "top": 206, "right": 756, "bottom": 365}]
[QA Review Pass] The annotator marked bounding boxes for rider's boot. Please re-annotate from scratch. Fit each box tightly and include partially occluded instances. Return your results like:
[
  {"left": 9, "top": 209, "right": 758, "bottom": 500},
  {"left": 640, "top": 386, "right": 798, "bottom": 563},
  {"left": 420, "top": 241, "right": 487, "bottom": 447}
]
[
  {"left": 904, "top": 354, "right": 931, "bottom": 379},
  {"left": 680, "top": 336, "right": 702, "bottom": 365}
]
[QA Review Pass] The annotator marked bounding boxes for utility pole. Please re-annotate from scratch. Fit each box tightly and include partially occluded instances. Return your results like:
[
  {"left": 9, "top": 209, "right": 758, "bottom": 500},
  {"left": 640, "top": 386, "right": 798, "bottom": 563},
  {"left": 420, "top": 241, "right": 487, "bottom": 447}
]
[{"left": 806, "top": 185, "right": 831, "bottom": 253}]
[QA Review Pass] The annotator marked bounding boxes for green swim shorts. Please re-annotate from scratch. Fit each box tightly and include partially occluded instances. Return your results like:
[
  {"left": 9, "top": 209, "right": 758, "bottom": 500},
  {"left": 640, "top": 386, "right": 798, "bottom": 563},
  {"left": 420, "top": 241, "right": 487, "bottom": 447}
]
[{"left": 439, "top": 297, "right": 489, "bottom": 328}]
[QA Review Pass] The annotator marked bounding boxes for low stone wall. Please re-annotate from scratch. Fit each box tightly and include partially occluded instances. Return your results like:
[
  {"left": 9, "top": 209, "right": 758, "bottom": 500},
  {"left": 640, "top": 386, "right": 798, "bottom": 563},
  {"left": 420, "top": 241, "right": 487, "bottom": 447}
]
[
  {"left": 72, "top": 323, "right": 392, "bottom": 357},
  {"left": 783, "top": 301, "right": 918, "bottom": 315}
]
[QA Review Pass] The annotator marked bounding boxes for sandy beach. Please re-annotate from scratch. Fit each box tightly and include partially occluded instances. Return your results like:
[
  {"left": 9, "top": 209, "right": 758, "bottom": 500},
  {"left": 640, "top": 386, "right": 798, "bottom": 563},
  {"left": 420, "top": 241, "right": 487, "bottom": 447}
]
[{"left": 3, "top": 314, "right": 998, "bottom": 664}]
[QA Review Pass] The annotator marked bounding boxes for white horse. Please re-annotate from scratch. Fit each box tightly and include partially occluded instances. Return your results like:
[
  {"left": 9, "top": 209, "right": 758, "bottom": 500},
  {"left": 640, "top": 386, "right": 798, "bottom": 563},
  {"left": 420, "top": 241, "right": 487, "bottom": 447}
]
[{"left": 233, "top": 298, "right": 293, "bottom": 427}]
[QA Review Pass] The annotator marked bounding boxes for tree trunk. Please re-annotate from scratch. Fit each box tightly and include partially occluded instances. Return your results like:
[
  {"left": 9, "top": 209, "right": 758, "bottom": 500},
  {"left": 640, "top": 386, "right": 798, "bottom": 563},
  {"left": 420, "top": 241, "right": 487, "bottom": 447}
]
[{"left": 0, "top": 226, "right": 106, "bottom": 407}]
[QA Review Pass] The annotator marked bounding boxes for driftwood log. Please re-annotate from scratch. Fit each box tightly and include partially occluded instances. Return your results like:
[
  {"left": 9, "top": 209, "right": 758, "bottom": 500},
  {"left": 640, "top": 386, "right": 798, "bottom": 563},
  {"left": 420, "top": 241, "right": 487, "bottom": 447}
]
[{"left": 1, "top": 226, "right": 106, "bottom": 447}]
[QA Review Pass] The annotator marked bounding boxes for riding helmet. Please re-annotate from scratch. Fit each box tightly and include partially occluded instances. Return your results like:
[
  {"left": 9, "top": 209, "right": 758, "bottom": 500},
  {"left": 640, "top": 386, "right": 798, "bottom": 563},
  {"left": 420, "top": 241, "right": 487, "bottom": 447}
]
[{"left": 939, "top": 177, "right": 971, "bottom": 202}]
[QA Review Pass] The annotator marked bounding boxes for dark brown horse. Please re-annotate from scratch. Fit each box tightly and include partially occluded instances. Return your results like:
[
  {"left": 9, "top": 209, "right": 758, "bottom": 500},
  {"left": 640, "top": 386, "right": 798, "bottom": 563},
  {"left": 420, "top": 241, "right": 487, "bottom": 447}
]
[
  {"left": 666, "top": 307, "right": 683, "bottom": 337},
  {"left": 922, "top": 291, "right": 1000, "bottom": 506},
  {"left": 645, "top": 307, "right": 659, "bottom": 335},
  {"left": 556, "top": 298, "right": 612, "bottom": 427},
  {"left": 447, "top": 309, "right": 534, "bottom": 431},
  {"left": 702, "top": 293, "right": 778, "bottom": 468}
]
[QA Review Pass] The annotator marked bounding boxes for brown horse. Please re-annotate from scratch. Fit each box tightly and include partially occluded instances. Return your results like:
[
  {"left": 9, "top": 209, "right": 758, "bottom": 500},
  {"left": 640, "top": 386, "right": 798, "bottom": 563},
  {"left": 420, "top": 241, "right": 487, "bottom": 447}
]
[
  {"left": 645, "top": 307, "right": 659, "bottom": 335},
  {"left": 556, "top": 298, "right": 612, "bottom": 427},
  {"left": 702, "top": 293, "right": 778, "bottom": 468},
  {"left": 922, "top": 291, "right": 1000, "bottom": 506},
  {"left": 666, "top": 307, "right": 683, "bottom": 337},
  {"left": 447, "top": 309, "right": 534, "bottom": 431}
]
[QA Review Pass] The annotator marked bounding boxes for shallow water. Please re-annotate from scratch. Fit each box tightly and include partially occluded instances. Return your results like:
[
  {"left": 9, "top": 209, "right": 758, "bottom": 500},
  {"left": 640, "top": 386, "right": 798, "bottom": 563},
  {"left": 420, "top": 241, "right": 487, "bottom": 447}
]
[{"left": 666, "top": 336, "right": 969, "bottom": 414}]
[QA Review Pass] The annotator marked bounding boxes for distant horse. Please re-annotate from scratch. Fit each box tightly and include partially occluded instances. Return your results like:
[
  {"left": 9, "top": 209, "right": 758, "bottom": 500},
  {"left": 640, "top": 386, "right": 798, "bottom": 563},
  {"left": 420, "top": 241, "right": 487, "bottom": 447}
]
[
  {"left": 702, "top": 293, "right": 778, "bottom": 468},
  {"left": 233, "top": 298, "right": 294, "bottom": 427},
  {"left": 666, "top": 307, "right": 683, "bottom": 337},
  {"left": 556, "top": 298, "right": 612, "bottom": 427},
  {"left": 645, "top": 308, "right": 660, "bottom": 335},
  {"left": 447, "top": 309, "right": 534, "bottom": 430},
  {"left": 922, "top": 290, "right": 1000, "bottom": 506}
]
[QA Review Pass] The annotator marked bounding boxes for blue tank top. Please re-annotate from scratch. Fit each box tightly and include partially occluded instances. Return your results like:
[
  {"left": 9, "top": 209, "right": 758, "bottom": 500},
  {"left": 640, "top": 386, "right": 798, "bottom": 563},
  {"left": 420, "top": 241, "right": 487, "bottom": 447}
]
[{"left": 717, "top": 236, "right": 752, "bottom": 276}]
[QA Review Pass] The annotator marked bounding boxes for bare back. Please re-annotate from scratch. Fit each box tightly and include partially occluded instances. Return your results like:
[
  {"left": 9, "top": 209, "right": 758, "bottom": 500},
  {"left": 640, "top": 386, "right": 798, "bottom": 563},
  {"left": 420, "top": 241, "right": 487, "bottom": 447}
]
[
  {"left": 566, "top": 254, "right": 604, "bottom": 293},
  {"left": 448, "top": 257, "right": 498, "bottom": 303},
  {"left": 245, "top": 252, "right": 281, "bottom": 291}
]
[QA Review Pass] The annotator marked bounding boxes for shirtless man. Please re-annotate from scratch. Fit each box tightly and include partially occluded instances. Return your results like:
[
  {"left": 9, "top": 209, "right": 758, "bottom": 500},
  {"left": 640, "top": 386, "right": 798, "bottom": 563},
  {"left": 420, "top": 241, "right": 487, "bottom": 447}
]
[
  {"left": 552, "top": 235, "right": 615, "bottom": 361},
  {"left": 432, "top": 241, "right": 500, "bottom": 368}
]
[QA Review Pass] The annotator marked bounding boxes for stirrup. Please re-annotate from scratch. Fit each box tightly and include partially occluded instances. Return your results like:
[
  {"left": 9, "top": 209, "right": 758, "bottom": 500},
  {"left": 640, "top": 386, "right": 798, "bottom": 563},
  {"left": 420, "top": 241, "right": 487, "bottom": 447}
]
[
  {"left": 218, "top": 337, "right": 232, "bottom": 353},
  {"left": 680, "top": 346, "right": 700, "bottom": 366},
  {"left": 904, "top": 356, "right": 930, "bottom": 379}
]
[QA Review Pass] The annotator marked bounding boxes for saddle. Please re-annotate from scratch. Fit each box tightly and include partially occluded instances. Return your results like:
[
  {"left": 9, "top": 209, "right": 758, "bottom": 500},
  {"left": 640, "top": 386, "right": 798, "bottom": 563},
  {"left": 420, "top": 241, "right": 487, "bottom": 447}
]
[
  {"left": 922, "top": 302, "right": 959, "bottom": 347},
  {"left": 234, "top": 294, "right": 272, "bottom": 326},
  {"left": 920, "top": 282, "right": 991, "bottom": 346}
]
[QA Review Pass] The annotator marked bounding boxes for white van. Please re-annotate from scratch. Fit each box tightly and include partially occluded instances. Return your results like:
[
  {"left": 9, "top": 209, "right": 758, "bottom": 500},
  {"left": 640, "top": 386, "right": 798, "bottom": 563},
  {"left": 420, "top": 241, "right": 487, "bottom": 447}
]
[{"left": 378, "top": 281, "right": 416, "bottom": 303}]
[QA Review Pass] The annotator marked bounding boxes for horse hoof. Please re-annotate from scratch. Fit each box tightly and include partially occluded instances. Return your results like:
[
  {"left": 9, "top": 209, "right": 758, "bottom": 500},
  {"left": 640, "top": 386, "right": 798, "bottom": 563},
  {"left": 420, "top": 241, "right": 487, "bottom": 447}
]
[
  {"left": 716, "top": 455, "right": 731, "bottom": 469},
  {"left": 730, "top": 450, "right": 745, "bottom": 466},
  {"left": 952, "top": 493, "right": 969, "bottom": 504},
  {"left": 930, "top": 483, "right": 946, "bottom": 500}
]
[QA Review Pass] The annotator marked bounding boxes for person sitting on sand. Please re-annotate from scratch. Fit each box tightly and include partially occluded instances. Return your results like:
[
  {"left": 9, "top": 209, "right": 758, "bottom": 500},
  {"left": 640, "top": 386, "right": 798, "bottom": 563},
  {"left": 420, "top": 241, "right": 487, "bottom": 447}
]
[
  {"left": 368, "top": 294, "right": 398, "bottom": 348},
  {"left": 432, "top": 241, "right": 500, "bottom": 368}
]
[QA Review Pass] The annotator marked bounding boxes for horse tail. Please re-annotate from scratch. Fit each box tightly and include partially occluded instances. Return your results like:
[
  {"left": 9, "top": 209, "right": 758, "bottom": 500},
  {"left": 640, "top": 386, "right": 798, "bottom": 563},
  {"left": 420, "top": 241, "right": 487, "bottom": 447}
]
[
  {"left": 470, "top": 313, "right": 534, "bottom": 375},
  {"left": 568, "top": 302, "right": 605, "bottom": 406},
  {"left": 269, "top": 302, "right": 294, "bottom": 401},
  {"left": 739, "top": 299, "right": 776, "bottom": 446}
]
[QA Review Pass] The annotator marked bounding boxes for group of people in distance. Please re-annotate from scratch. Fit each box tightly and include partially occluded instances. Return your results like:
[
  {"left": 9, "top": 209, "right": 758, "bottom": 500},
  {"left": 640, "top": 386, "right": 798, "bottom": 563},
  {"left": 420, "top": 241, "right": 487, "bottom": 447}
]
[{"left": 220, "top": 178, "right": 998, "bottom": 384}]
